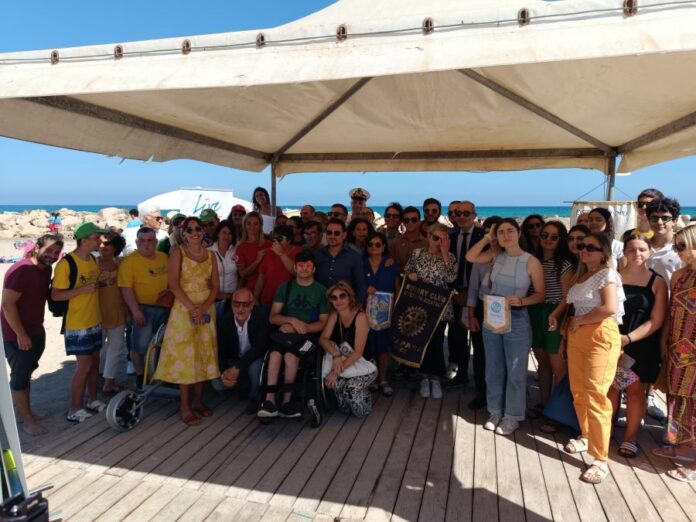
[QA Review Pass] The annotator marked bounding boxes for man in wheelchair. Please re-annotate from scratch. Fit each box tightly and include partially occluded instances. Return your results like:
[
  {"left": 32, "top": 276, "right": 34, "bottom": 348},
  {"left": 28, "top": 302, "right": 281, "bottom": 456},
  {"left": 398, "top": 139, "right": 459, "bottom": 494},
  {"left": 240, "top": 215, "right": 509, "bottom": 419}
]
[
  {"left": 215, "top": 287, "right": 268, "bottom": 414},
  {"left": 258, "top": 251, "right": 329, "bottom": 419}
]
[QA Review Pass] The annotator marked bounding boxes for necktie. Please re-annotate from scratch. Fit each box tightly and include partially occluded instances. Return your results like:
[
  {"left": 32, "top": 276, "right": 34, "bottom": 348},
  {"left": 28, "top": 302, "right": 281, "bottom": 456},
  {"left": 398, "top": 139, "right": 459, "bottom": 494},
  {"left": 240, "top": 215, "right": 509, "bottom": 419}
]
[{"left": 458, "top": 232, "right": 469, "bottom": 286}]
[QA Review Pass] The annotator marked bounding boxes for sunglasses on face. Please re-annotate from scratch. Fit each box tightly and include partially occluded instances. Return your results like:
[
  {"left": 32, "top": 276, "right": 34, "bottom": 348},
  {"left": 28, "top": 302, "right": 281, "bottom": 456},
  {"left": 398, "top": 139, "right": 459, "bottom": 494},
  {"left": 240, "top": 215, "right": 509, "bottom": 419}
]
[
  {"left": 296, "top": 261, "right": 314, "bottom": 270},
  {"left": 186, "top": 226, "right": 203, "bottom": 233},
  {"left": 232, "top": 300, "right": 252, "bottom": 308},
  {"left": 540, "top": 232, "right": 560, "bottom": 241},
  {"left": 150, "top": 215, "right": 164, "bottom": 222},
  {"left": 649, "top": 215, "right": 673, "bottom": 223},
  {"left": 330, "top": 292, "right": 348, "bottom": 301},
  {"left": 385, "top": 213, "right": 401, "bottom": 219},
  {"left": 424, "top": 208, "right": 439, "bottom": 214},
  {"left": 452, "top": 210, "right": 473, "bottom": 217},
  {"left": 325, "top": 230, "right": 342, "bottom": 237},
  {"left": 403, "top": 217, "right": 420, "bottom": 224},
  {"left": 527, "top": 222, "right": 542, "bottom": 229},
  {"left": 673, "top": 242, "right": 688, "bottom": 253},
  {"left": 568, "top": 235, "right": 586, "bottom": 242},
  {"left": 328, "top": 211, "right": 344, "bottom": 218},
  {"left": 577, "top": 243, "right": 602, "bottom": 253},
  {"left": 367, "top": 241, "right": 383, "bottom": 248}
]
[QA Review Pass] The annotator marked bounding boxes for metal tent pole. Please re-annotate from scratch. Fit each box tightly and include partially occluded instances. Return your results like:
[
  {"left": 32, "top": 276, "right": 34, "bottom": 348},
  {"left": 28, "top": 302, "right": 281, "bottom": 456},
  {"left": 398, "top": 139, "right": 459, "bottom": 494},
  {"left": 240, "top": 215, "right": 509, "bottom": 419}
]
[
  {"left": 270, "top": 160, "right": 278, "bottom": 217},
  {"left": 605, "top": 154, "right": 617, "bottom": 201}
]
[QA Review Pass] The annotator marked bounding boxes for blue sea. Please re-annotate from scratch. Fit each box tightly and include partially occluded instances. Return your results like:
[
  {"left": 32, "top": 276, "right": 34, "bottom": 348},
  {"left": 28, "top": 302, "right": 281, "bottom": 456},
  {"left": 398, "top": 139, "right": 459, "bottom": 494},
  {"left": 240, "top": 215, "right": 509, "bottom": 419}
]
[{"left": 2, "top": 204, "right": 695, "bottom": 219}]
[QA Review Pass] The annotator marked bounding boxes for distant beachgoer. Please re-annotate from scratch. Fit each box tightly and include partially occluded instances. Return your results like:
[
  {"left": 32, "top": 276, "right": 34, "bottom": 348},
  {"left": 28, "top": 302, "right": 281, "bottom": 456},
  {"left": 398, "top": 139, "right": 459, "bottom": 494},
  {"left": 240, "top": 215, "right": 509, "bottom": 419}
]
[
  {"left": 2, "top": 234, "right": 64, "bottom": 435},
  {"left": 127, "top": 208, "right": 143, "bottom": 229},
  {"left": 47, "top": 212, "right": 56, "bottom": 232},
  {"left": 53, "top": 212, "right": 62, "bottom": 234}
]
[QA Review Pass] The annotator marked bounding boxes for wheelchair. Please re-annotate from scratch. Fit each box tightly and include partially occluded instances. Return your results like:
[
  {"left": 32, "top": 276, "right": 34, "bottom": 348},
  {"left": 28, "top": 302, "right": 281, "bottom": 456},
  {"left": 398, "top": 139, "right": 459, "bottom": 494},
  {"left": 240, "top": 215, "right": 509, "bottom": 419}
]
[
  {"left": 105, "top": 323, "right": 178, "bottom": 431},
  {"left": 257, "top": 337, "right": 335, "bottom": 428}
]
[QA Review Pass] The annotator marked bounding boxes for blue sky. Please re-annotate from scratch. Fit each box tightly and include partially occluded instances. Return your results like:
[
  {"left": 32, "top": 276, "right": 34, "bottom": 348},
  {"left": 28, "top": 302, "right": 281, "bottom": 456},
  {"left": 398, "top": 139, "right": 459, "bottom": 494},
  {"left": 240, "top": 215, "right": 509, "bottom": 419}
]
[{"left": 1, "top": 1, "right": 695, "bottom": 207}]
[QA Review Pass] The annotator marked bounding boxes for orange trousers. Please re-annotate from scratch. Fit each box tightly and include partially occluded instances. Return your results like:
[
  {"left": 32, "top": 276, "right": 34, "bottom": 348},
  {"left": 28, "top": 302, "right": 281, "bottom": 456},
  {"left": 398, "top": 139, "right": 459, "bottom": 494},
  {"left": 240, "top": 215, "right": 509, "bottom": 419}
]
[{"left": 567, "top": 318, "right": 621, "bottom": 460}]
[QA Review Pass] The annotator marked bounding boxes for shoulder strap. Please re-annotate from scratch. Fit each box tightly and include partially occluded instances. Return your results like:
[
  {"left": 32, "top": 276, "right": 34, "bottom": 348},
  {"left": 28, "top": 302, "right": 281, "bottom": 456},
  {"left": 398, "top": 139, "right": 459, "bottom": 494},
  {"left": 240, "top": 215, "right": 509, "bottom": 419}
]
[
  {"left": 66, "top": 253, "right": 78, "bottom": 290},
  {"left": 647, "top": 268, "right": 659, "bottom": 287}
]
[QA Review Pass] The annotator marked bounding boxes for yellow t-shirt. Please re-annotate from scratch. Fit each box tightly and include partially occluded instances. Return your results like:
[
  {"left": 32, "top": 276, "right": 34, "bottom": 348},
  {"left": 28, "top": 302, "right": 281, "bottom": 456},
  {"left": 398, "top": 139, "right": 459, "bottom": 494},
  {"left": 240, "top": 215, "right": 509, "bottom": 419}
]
[
  {"left": 117, "top": 251, "right": 169, "bottom": 306},
  {"left": 52, "top": 252, "right": 101, "bottom": 331}
]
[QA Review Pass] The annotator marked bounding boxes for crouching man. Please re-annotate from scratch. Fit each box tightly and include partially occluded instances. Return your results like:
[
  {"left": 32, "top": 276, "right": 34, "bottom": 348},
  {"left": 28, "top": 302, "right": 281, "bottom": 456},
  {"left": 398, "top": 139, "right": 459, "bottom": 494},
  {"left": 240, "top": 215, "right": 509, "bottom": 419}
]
[
  {"left": 215, "top": 287, "right": 268, "bottom": 414},
  {"left": 258, "top": 251, "right": 328, "bottom": 419}
]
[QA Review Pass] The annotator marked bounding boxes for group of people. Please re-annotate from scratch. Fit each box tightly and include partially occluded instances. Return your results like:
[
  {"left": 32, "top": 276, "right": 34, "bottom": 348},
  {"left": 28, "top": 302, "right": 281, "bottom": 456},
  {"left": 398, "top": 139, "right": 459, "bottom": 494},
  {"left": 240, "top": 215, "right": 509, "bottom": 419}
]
[{"left": 2, "top": 186, "right": 695, "bottom": 485}]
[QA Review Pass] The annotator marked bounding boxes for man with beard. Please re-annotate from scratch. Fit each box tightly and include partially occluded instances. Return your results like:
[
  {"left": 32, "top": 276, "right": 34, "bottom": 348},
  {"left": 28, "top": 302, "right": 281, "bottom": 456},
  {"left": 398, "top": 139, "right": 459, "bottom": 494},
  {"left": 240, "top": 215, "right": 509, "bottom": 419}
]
[{"left": 2, "top": 234, "right": 64, "bottom": 435}]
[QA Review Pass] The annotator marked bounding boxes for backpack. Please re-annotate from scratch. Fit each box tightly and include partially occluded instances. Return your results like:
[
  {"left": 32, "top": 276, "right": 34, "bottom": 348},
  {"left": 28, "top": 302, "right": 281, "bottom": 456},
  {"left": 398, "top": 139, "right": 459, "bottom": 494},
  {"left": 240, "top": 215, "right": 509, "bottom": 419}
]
[{"left": 48, "top": 254, "right": 96, "bottom": 332}]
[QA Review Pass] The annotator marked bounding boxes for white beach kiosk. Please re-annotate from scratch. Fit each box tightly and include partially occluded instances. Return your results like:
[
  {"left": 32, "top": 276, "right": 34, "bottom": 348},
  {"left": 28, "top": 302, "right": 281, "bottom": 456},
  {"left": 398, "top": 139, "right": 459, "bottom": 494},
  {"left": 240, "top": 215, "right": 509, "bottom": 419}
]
[{"left": 2, "top": 0, "right": 696, "bottom": 509}]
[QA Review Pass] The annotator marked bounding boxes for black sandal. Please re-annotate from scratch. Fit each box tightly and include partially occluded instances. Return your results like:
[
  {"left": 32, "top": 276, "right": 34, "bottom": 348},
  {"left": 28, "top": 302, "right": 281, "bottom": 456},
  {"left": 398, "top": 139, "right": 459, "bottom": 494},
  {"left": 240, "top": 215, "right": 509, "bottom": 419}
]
[{"left": 618, "top": 441, "right": 639, "bottom": 458}]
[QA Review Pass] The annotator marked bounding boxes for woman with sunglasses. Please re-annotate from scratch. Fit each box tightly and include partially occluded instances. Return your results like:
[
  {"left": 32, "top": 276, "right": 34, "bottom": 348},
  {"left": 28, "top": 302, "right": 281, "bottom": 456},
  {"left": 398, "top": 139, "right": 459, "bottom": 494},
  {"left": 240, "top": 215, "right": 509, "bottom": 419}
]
[
  {"left": 319, "top": 281, "right": 377, "bottom": 417},
  {"left": 236, "top": 212, "right": 272, "bottom": 293},
  {"left": 347, "top": 218, "right": 374, "bottom": 255},
  {"left": 520, "top": 214, "right": 545, "bottom": 254},
  {"left": 405, "top": 223, "right": 457, "bottom": 399},
  {"left": 652, "top": 224, "right": 696, "bottom": 482},
  {"left": 466, "top": 218, "right": 545, "bottom": 435},
  {"left": 567, "top": 224, "right": 591, "bottom": 268},
  {"left": 364, "top": 231, "right": 400, "bottom": 396},
  {"left": 606, "top": 234, "right": 667, "bottom": 459},
  {"left": 529, "top": 221, "right": 573, "bottom": 417},
  {"left": 154, "top": 217, "right": 220, "bottom": 427},
  {"left": 209, "top": 220, "right": 239, "bottom": 319},
  {"left": 563, "top": 232, "right": 625, "bottom": 483},
  {"left": 587, "top": 207, "right": 623, "bottom": 267}
]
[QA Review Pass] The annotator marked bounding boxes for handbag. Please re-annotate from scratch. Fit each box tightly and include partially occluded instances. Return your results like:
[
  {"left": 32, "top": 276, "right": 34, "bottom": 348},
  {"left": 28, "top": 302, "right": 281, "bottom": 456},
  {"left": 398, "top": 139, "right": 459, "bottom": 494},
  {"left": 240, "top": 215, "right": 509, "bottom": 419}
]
[
  {"left": 542, "top": 374, "right": 580, "bottom": 431},
  {"left": 321, "top": 315, "right": 377, "bottom": 379}
]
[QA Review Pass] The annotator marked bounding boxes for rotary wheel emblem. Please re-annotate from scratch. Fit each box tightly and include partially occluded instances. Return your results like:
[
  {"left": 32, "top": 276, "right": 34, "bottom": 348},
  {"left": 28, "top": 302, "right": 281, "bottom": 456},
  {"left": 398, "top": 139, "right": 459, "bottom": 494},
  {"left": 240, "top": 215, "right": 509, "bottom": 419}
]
[{"left": 398, "top": 306, "right": 428, "bottom": 337}]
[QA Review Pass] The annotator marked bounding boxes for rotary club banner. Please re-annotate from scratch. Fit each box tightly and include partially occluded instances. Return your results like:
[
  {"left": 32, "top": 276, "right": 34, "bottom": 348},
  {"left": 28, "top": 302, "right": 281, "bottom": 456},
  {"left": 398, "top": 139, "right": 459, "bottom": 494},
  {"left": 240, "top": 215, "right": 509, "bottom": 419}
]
[{"left": 390, "top": 280, "right": 452, "bottom": 368}]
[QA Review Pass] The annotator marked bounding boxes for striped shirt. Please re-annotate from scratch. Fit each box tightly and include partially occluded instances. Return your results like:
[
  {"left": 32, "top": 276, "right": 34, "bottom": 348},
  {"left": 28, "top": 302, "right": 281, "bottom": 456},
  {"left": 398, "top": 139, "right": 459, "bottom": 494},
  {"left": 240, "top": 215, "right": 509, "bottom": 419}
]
[{"left": 542, "top": 258, "right": 573, "bottom": 304}]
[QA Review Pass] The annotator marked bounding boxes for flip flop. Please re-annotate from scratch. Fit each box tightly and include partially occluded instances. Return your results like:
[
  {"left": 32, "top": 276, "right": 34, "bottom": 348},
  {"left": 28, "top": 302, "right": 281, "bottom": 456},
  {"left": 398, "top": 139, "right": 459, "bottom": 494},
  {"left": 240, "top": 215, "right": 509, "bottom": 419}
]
[
  {"left": 652, "top": 446, "right": 696, "bottom": 463},
  {"left": 666, "top": 467, "right": 696, "bottom": 483},
  {"left": 618, "top": 441, "right": 639, "bottom": 459}
]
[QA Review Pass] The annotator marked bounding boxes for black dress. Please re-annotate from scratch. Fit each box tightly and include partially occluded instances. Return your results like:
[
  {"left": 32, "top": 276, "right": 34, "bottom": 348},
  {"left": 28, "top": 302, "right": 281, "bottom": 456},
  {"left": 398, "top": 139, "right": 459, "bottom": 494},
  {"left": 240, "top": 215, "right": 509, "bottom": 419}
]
[{"left": 620, "top": 270, "right": 662, "bottom": 383}]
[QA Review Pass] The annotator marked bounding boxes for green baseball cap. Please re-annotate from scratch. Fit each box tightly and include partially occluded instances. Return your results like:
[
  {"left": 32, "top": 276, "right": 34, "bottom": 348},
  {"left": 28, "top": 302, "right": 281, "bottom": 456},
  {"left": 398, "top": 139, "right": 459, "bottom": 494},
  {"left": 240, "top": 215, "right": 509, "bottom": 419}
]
[
  {"left": 170, "top": 213, "right": 186, "bottom": 224},
  {"left": 74, "top": 222, "right": 108, "bottom": 240},
  {"left": 199, "top": 209, "right": 218, "bottom": 222}
]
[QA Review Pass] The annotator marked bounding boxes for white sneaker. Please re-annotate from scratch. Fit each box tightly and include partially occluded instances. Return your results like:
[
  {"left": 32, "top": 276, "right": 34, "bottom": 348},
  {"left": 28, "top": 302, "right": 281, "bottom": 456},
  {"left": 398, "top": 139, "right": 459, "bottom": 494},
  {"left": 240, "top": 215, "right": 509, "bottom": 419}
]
[
  {"left": 484, "top": 413, "right": 502, "bottom": 431},
  {"left": 495, "top": 418, "right": 519, "bottom": 436},
  {"left": 430, "top": 379, "right": 443, "bottom": 399},
  {"left": 646, "top": 395, "right": 667, "bottom": 421},
  {"left": 419, "top": 378, "right": 431, "bottom": 398},
  {"left": 615, "top": 414, "right": 627, "bottom": 427}
]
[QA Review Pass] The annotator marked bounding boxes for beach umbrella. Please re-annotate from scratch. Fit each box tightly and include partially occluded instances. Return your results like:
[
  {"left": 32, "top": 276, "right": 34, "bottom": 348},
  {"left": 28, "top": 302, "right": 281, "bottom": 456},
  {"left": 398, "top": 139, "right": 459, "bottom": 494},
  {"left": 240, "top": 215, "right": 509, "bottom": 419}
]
[{"left": 1, "top": 0, "right": 696, "bottom": 207}]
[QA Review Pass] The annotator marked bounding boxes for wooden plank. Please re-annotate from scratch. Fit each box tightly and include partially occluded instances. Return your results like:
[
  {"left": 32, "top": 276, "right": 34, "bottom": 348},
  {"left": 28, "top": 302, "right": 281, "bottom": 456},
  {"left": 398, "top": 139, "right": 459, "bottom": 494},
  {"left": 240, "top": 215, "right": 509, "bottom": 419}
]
[
  {"left": 418, "top": 392, "right": 459, "bottom": 522},
  {"left": 226, "top": 418, "right": 306, "bottom": 498},
  {"left": 316, "top": 394, "right": 393, "bottom": 517},
  {"left": 24, "top": 461, "right": 67, "bottom": 491},
  {"left": 445, "top": 392, "right": 477, "bottom": 522},
  {"left": 530, "top": 429, "right": 581, "bottom": 522},
  {"left": 245, "top": 412, "right": 337, "bottom": 504},
  {"left": 228, "top": 500, "right": 269, "bottom": 522},
  {"left": 178, "top": 493, "right": 225, "bottom": 522},
  {"left": 391, "top": 395, "right": 442, "bottom": 522},
  {"left": 339, "top": 390, "right": 410, "bottom": 520},
  {"left": 555, "top": 438, "right": 607, "bottom": 522},
  {"left": 515, "top": 420, "right": 553, "bottom": 521},
  {"left": 204, "top": 496, "right": 246, "bottom": 521},
  {"left": 472, "top": 407, "right": 498, "bottom": 522},
  {"left": 268, "top": 413, "right": 349, "bottom": 508},
  {"left": 291, "top": 414, "right": 368, "bottom": 514},
  {"left": 577, "top": 451, "right": 633, "bottom": 521},
  {"left": 122, "top": 484, "right": 181, "bottom": 521},
  {"left": 149, "top": 488, "right": 203, "bottom": 521},
  {"left": 363, "top": 393, "right": 425, "bottom": 522},
  {"left": 494, "top": 421, "right": 525, "bottom": 522},
  {"left": 68, "top": 477, "right": 141, "bottom": 522},
  {"left": 76, "top": 478, "right": 158, "bottom": 522},
  {"left": 43, "top": 471, "right": 107, "bottom": 514},
  {"left": 257, "top": 504, "right": 293, "bottom": 522},
  {"left": 53, "top": 473, "right": 120, "bottom": 520},
  {"left": 40, "top": 466, "right": 84, "bottom": 499}
]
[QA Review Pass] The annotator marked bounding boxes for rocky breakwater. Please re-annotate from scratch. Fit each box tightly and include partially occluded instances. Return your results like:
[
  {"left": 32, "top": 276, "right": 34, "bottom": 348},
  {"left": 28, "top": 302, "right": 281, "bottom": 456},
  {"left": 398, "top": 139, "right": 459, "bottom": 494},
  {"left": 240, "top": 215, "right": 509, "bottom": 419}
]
[{"left": 0, "top": 208, "right": 130, "bottom": 239}]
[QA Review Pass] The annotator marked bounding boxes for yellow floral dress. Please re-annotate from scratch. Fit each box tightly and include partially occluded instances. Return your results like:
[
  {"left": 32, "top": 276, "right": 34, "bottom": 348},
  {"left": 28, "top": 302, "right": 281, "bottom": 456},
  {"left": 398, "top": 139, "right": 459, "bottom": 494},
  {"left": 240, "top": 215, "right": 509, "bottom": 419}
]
[{"left": 153, "top": 250, "right": 220, "bottom": 384}]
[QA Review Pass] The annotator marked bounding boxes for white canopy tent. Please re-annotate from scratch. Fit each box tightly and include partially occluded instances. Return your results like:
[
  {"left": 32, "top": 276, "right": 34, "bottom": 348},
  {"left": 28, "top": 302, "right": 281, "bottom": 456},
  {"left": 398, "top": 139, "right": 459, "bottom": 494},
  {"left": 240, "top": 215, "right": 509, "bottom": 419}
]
[{"left": 1, "top": 0, "right": 696, "bottom": 207}]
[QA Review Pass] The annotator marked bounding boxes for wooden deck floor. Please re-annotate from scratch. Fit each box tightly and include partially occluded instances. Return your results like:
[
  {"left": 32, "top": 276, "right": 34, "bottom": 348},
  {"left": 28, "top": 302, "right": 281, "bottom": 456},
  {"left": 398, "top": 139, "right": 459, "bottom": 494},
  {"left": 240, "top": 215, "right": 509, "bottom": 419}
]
[{"left": 20, "top": 364, "right": 696, "bottom": 522}]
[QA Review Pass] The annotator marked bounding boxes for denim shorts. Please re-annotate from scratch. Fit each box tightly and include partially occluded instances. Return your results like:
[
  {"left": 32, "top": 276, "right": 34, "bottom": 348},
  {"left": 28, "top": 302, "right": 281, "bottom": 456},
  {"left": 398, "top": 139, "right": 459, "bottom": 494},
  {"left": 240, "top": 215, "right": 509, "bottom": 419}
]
[
  {"left": 4, "top": 332, "right": 46, "bottom": 390},
  {"left": 65, "top": 324, "right": 103, "bottom": 356},
  {"left": 130, "top": 305, "right": 169, "bottom": 355}
]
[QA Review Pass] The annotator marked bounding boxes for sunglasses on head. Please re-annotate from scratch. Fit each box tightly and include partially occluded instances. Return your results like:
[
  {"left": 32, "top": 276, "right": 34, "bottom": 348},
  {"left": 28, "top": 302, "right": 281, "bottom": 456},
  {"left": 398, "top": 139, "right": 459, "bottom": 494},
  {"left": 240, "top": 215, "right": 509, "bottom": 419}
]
[
  {"left": 527, "top": 222, "right": 543, "bottom": 229},
  {"left": 568, "top": 235, "right": 586, "bottom": 242},
  {"left": 385, "top": 213, "right": 401, "bottom": 219},
  {"left": 367, "top": 241, "right": 383, "bottom": 248},
  {"left": 186, "top": 226, "right": 203, "bottom": 233},
  {"left": 673, "top": 242, "right": 688, "bottom": 253},
  {"left": 403, "top": 217, "right": 420, "bottom": 224},
  {"left": 232, "top": 300, "right": 252, "bottom": 308},
  {"left": 649, "top": 215, "right": 673, "bottom": 223},
  {"left": 577, "top": 243, "right": 602, "bottom": 253},
  {"left": 330, "top": 292, "right": 348, "bottom": 301},
  {"left": 325, "top": 230, "right": 342, "bottom": 237},
  {"left": 540, "top": 232, "right": 560, "bottom": 241}
]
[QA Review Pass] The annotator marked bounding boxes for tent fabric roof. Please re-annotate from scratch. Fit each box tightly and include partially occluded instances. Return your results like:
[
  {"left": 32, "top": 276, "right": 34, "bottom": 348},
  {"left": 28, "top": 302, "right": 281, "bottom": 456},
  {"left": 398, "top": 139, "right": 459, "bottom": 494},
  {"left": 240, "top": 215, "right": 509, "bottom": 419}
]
[{"left": 1, "top": 0, "right": 696, "bottom": 176}]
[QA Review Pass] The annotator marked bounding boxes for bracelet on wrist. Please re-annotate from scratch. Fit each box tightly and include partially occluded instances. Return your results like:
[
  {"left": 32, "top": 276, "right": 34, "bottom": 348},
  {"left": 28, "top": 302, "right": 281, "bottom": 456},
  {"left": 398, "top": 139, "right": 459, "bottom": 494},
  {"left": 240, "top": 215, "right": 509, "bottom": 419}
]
[{"left": 626, "top": 334, "right": 632, "bottom": 344}]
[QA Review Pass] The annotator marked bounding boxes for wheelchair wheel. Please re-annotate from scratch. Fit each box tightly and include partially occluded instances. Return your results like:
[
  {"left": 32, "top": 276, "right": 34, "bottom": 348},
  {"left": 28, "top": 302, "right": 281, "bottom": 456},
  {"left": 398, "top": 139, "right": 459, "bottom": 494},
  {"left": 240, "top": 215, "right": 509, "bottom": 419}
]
[{"left": 106, "top": 390, "right": 144, "bottom": 431}]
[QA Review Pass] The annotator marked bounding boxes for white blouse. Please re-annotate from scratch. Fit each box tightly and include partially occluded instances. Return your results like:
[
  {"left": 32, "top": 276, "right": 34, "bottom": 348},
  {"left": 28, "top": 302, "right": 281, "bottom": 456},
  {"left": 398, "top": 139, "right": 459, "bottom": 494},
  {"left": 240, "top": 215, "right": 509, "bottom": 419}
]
[
  {"left": 566, "top": 267, "right": 625, "bottom": 325},
  {"left": 209, "top": 243, "right": 239, "bottom": 294}
]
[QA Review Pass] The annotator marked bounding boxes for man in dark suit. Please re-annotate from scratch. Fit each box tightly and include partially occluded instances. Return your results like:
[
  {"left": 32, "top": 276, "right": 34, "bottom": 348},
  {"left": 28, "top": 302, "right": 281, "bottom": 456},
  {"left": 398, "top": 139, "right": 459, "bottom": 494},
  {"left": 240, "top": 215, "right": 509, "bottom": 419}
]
[
  {"left": 445, "top": 200, "right": 484, "bottom": 391},
  {"left": 215, "top": 287, "right": 269, "bottom": 414}
]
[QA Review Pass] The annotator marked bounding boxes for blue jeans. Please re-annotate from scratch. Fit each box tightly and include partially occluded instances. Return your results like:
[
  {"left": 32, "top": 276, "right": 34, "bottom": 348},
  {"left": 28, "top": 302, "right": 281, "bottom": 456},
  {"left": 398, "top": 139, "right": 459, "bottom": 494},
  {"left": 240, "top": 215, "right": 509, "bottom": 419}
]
[
  {"left": 482, "top": 309, "right": 531, "bottom": 421},
  {"left": 130, "top": 306, "right": 169, "bottom": 355},
  {"left": 211, "top": 358, "right": 263, "bottom": 400}
]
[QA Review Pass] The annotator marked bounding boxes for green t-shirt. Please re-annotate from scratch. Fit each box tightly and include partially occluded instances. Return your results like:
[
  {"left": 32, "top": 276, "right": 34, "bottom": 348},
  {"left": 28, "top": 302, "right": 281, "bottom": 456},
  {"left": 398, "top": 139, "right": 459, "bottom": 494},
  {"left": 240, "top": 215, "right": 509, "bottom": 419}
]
[{"left": 273, "top": 280, "right": 328, "bottom": 324}]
